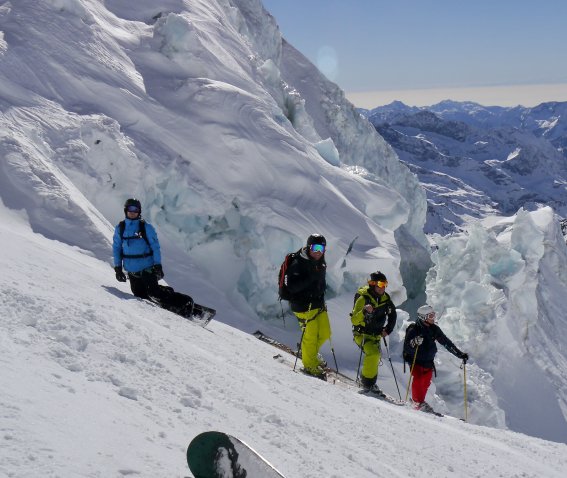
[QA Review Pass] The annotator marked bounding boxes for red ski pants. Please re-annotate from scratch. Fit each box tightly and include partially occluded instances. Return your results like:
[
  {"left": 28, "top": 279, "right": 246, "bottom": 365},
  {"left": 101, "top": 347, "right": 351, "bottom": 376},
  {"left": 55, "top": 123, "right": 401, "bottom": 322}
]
[{"left": 411, "top": 364, "right": 433, "bottom": 403}]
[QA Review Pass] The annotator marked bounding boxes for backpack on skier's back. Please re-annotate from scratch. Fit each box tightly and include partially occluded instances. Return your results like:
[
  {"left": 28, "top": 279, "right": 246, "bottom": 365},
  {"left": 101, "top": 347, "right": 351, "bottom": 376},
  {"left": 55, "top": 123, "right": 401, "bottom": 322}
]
[
  {"left": 277, "top": 249, "right": 301, "bottom": 301},
  {"left": 118, "top": 219, "right": 152, "bottom": 251}
]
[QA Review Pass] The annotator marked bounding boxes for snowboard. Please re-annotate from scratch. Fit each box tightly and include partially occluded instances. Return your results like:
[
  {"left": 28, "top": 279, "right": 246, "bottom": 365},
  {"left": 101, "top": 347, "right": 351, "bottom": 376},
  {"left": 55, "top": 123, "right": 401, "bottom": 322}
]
[
  {"left": 184, "top": 302, "right": 216, "bottom": 327},
  {"left": 144, "top": 285, "right": 217, "bottom": 327},
  {"left": 187, "top": 431, "right": 286, "bottom": 478}
]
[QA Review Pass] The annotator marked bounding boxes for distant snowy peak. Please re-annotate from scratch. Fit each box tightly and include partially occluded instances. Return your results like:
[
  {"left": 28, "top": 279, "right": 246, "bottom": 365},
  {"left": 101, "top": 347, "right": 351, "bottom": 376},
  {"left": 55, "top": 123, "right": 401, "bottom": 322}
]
[
  {"left": 367, "top": 99, "right": 567, "bottom": 140},
  {"left": 364, "top": 100, "right": 567, "bottom": 234}
]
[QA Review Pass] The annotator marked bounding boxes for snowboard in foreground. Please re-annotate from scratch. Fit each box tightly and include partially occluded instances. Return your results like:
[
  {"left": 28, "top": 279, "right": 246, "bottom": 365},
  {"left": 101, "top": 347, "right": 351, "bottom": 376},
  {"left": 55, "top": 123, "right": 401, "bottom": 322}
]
[{"left": 187, "top": 431, "right": 286, "bottom": 478}]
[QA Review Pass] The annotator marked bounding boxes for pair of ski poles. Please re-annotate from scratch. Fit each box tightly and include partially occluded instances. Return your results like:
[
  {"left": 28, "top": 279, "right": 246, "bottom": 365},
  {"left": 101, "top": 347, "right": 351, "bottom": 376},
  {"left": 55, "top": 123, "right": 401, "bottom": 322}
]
[{"left": 355, "top": 335, "right": 402, "bottom": 401}]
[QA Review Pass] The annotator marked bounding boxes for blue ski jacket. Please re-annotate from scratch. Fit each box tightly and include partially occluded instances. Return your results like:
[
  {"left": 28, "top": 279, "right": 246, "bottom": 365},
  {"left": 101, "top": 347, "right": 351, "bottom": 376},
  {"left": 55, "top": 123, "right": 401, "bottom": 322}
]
[{"left": 112, "top": 218, "right": 161, "bottom": 273}]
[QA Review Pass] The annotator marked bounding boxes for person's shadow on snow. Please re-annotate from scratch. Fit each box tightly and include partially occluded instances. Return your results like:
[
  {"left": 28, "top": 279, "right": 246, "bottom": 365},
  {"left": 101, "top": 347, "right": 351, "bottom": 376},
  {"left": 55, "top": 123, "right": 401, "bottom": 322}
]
[{"left": 101, "top": 285, "right": 137, "bottom": 300}]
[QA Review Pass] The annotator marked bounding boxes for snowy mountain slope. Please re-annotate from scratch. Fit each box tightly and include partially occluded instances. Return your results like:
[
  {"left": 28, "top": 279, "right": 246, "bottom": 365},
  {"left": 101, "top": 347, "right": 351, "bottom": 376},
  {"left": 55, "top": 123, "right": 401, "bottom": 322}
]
[
  {"left": 2, "top": 0, "right": 567, "bottom": 450},
  {"left": 364, "top": 101, "right": 567, "bottom": 234},
  {"left": 0, "top": 0, "right": 428, "bottom": 325},
  {"left": 2, "top": 201, "right": 567, "bottom": 478}
]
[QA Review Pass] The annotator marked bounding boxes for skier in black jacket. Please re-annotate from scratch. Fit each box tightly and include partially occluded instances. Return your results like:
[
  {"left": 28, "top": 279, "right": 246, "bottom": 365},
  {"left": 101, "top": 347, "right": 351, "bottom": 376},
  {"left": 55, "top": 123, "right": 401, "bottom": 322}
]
[
  {"left": 403, "top": 304, "right": 468, "bottom": 412},
  {"left": 350, "top": 271, "right": 397, "bottom": 392},
  {"left": 284, "top": 234, "right": 331, "bottom": 379}
]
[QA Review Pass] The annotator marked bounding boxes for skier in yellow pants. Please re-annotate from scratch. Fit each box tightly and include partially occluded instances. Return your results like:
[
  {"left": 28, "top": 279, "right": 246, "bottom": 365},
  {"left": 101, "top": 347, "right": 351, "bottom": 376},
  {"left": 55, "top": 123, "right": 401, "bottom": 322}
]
[
  {"left": 351, "top": 271, "right": 397, "bottom": 392},
  {"left": 295, "top": 306, "right": 332, "bottom": 374},
  {"left": 283, "top": 234, "right": 331, "bottom": 379}
]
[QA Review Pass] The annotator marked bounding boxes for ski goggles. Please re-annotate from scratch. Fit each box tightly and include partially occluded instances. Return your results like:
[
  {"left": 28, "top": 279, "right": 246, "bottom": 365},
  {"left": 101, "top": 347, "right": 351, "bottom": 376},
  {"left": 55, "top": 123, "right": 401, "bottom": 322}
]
[
  {"left": 309, "top": 244, "right": 326, "bottom": 253},
  {"left": 126, "top": 205, "right": 141, "bottom": 213},
  {"left": 368, "top": 280, "right": 388, "bottom": 288}
]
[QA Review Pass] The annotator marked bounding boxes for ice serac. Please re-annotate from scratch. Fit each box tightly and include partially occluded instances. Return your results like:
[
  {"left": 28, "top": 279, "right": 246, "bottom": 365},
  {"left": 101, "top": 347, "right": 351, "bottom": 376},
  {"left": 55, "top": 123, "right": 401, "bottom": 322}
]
[
  {"left": 424, "top": 206, "right": 567, "bottom": 442},
  {"left": 0, "top": 0, "right": 430, "bottom": 318},
  {"left": 233, "top": 0, "right": 430, "bottom": 301}
]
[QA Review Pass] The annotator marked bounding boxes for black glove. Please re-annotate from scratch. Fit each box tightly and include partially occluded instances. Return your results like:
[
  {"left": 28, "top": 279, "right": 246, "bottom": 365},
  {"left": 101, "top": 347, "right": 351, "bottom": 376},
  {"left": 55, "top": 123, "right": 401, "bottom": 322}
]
[
  {"left": 458, "top": 352, "right": 469, "bottom": 363},
  {"left": 153, "top": 264, "right": 164, "bottom": 280},
  {"left": 114, "top": 266, "right": 127, "bottom": 282}
]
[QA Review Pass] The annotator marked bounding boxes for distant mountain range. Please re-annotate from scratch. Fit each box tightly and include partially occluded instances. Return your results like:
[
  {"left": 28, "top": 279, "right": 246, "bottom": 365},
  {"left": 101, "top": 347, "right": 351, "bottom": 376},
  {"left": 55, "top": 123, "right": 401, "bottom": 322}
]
[{"left": 361, "top": 101, "right": 567, "bottom": 234}]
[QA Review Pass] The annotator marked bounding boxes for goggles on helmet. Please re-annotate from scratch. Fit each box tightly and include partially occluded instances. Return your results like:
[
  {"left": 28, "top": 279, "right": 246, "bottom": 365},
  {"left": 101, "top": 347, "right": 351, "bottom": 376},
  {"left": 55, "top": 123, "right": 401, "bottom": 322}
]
[
  {"left": 368, "top": 280, "right": 388, "bottom": 288},
  {"left": 126, "top": 205, "right": 141, "bottom": 213},
  {"left": 423, "top": 311, "right": 436, "bottom": 321},
  {"left": 309, "top": 243, "right": 325, "bottom": 253}
]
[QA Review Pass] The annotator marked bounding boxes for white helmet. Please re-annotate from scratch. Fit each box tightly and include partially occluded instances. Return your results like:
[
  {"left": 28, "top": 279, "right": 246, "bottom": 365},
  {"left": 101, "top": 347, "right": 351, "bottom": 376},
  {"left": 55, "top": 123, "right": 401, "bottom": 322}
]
[{"left": 417, "top": 304, "right": 436, "bottom": 322}]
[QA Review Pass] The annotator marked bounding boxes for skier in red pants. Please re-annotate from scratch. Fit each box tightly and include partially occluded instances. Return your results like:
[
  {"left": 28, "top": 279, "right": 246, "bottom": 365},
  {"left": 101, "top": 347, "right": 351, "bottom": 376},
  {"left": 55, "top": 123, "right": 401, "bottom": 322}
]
[{"left": 403, "top": 305, "right": 468, "bottom": 413}]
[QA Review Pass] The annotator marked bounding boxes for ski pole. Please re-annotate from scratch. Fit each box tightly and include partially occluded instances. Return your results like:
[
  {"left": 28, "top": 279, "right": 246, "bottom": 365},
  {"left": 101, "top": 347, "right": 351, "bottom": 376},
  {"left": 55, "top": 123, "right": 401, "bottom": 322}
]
[
  {"left": 463, "top": 361, "right": 468, "bottom": 422},
  {"left": 405, "top": 344, "right": 419, "bottom": 402},
  {"left": 293, "top": 324, "right": 306, "bottom": 372},
  {"left": 383, "top": 337, "right": 402, "bottom": 400},
  {"left": 278, "top": 299, "right": 286, "bottom": 328},
  {"left": 329, "top": 336, "right": 339, "bottom": 373},
  {"left": 355, "top": 335, "right": 366, "bottom": 385}
]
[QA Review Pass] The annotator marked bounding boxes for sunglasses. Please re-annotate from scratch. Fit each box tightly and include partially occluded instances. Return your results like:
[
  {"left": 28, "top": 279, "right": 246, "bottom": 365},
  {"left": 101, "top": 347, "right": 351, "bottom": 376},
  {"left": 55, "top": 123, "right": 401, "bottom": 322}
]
[
  {"left": 126, "top": 206, "right": 140, "bottom": 213},
  {"left": 368, "top": 280, "right": 388, "bottom": 288},
  {"left": 424, "top": 312, "right": 436, "bottom": 321},
  {"left": 309, "top": 244, "right": 325, "bottom": 253}
]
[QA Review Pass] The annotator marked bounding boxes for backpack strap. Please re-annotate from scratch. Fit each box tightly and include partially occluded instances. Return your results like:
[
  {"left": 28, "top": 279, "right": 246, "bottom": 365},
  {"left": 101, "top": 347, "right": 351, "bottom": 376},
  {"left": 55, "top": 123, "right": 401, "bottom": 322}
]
[{"left": 119, "top": 219, "right": 153, "bottom": 259}]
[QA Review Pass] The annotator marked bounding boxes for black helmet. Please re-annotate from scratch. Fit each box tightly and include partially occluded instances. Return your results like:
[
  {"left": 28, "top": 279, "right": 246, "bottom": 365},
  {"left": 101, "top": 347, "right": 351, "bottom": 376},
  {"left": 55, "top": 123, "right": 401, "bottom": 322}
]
[
  {"left": 369, "top": 271, "right": 387, "bottom": 283},
  {"left": 306, "top": 233, "right": 326, "bottom": 247},
  {"left": 124, "top": 198, "right": 141, "bottom": 217}
]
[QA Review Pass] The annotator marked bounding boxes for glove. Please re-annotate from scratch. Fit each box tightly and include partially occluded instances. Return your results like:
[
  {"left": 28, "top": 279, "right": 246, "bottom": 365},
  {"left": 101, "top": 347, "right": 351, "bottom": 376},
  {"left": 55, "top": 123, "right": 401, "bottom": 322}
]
[
  {"left": 153, "top": 264, "right": 164, "bottom": 280},
  {"left": 114, "top": 266, "right": 127, "bottom": 282},
  {"left": 410, "top": 336, "right": 423, "bottom": 348},
  {"left": 459, "top": 352, "right": 469, "bottom": 363},
  {"left": 353, "top": 325, "right": 366, "bottom": 334}
]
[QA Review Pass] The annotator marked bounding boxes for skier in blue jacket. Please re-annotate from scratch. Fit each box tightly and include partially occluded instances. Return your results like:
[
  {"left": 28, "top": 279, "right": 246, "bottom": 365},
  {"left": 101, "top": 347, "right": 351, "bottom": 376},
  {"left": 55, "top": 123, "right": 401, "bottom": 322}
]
[{"left": 113, "top": 198, "right": 193, "bottom": 315}]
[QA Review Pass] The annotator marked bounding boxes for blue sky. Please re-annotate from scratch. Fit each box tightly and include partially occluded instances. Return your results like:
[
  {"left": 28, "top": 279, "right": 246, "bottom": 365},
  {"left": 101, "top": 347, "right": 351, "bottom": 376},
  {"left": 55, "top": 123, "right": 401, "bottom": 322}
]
[{"left": 262, "top": 0, "right": 567, "bottom": 107}]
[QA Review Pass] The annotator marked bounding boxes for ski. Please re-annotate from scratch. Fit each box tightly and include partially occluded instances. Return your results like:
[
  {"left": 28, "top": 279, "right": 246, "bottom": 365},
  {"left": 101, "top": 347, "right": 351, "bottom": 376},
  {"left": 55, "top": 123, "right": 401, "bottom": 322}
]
[
  {"left": 253, "top": 330, "right": 355, "bottom": 385},
  {"left": 358, "top": 388, "right": 406, "bottom": 406},
  {"left": 414, "top": 406, "right": 444, "bottom": 417},
  {"left": 253, "top": 330, "right": 298, "bottom": 356},
  {"left": 187, "top": 431, "right": 286, "bottom": 478},
  {"left": 299, "top": 367, "right": 328, "bottom": 381}
]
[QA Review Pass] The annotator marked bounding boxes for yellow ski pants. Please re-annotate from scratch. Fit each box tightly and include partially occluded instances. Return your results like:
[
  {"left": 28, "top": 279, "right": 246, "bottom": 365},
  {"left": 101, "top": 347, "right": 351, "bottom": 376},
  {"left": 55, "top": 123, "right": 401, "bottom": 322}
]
[
  {"left": 294, "top": 307, "right": 331, "bottom": 372},
  {"left": 354, "top": 334, "right": 382, "bottom": 380}
]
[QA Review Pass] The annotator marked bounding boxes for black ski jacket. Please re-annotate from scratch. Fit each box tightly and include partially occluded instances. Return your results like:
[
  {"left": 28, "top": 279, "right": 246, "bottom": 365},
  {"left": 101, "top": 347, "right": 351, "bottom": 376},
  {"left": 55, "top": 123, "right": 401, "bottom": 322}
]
[
  {"left": 285, "top": 247, "right": 326, "bottom": 313},
  {"left": 403, "top": 320, "right": 463, "bottom": 369}
]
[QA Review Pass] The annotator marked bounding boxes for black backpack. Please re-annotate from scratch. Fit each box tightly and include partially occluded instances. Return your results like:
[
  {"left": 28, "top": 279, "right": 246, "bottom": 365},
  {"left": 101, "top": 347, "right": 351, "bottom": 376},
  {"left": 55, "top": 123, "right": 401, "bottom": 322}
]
[
  {"left": 402, "top": 322, "right": 417, "bottom": 363},
  {"left": 277, "top": 249, "right": 301, "bottom": 301},
  {"left": 119, "top": 219, "right": 153, "bottom": 257}
]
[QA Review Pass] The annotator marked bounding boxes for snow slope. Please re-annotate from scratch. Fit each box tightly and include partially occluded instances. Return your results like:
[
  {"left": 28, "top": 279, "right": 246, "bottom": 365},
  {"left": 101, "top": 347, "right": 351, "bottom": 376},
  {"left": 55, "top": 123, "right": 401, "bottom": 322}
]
[
  {"left": 1, "top": 0, "right": 567, "bottom": 451},
  {"left": 2, "top": 200, "right": 567, "bottom": 478}
]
